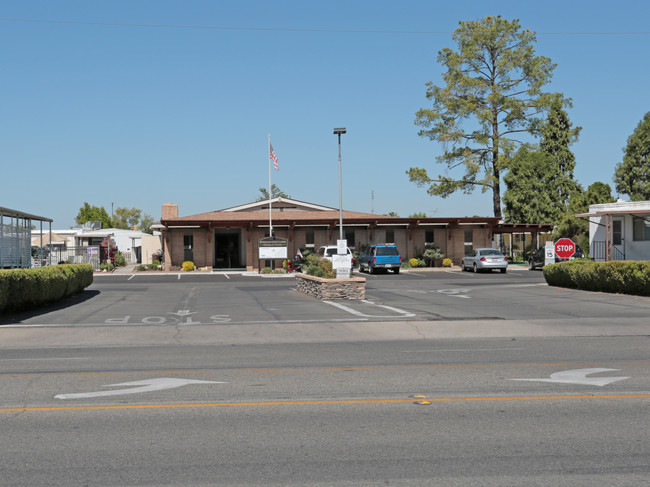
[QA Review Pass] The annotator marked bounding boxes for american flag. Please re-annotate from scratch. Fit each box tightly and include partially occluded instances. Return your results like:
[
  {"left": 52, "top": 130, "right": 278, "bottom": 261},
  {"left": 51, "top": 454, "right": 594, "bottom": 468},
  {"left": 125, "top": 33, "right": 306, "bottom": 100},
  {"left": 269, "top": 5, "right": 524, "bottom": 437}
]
[{"left": 270, "top": 143, "right": 279, "bottom": 171}]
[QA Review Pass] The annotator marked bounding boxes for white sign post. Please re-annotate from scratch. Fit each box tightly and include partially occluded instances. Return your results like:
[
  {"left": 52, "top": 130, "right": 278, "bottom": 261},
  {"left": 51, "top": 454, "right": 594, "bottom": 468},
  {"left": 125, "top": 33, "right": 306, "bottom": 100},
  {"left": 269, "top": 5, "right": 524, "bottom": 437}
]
[
  {"left": 544, "top": 241, "right": 555, "bottom": 266},
  {"left": 334, "top": 239, "right": 351, "bottom": 278}
]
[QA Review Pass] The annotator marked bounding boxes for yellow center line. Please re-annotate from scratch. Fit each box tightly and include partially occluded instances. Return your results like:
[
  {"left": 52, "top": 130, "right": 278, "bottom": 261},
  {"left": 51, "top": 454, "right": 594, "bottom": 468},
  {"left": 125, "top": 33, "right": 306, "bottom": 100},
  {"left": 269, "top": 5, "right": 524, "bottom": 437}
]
[
  {"left": 2, "top": 394, "right": 649, "bottom": 413},
  {"left": 1, "top": 361, "right": 649, "bottom": 379}
]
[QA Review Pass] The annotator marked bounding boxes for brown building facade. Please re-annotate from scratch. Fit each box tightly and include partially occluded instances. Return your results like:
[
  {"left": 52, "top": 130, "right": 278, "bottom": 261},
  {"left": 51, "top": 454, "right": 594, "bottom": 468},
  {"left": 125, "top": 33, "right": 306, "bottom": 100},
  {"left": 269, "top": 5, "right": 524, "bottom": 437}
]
[{"left": 158, "top": 198, "right": 550, "bottom": 271}]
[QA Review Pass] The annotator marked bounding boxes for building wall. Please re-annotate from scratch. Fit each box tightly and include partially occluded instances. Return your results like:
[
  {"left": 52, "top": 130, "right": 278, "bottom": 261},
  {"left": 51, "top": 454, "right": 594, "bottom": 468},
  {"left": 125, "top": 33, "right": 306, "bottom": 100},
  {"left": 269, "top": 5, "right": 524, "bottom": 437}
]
[{"left": 163, "top": 223, "right": 495, "bottom": 270}]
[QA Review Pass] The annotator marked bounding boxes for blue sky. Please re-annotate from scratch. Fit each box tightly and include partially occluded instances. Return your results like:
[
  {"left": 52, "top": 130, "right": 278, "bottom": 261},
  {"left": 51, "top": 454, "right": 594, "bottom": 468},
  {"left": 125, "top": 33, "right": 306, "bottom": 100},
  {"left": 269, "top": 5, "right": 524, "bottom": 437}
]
[{"left": 2, "top": 0, "right": 649, "bottom": 228}]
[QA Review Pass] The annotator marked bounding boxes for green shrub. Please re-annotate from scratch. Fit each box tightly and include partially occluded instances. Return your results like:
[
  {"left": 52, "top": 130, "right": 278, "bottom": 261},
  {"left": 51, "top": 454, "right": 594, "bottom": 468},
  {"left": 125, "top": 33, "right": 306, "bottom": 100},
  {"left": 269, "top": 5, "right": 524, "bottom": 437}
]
[
  {"left": 442, "top": 258, "right": 453, "bottom": 267},
  {"left": 543, "top": 260, "right": 650, "bottom": 296},
  {"left": 424, "top": 247, "right": 444, "bottom": 266},
  {"left": 0, "top": 264, "right": 93, "bottom": 314},
  {"left": 401, "top": 260, "right": 411, "bottom": 269},
  {"left": 306, "top": 257, "right": 336, "bottom": 278},
  {"left": 152, "top": 259, "right": 161, "bottom": 267},
  {"left": 182, "top": 261, "right": 195, "bottom": 271},
  {"left": 261, "top": 267, "right": 273, "bottom": 274},
  {"left": 113, "top": 251, "right": 127, "bottom": 267}
]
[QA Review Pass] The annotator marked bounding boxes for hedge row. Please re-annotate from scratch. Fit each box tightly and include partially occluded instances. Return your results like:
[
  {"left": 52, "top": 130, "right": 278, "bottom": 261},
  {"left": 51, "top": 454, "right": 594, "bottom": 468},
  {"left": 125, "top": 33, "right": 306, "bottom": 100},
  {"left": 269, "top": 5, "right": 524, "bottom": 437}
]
[
  {"left": 543, "top": 260, "right": 650, "bottom": 296},
  {"left": 0, "top": 264, "right": 94, "bottom": 314}
]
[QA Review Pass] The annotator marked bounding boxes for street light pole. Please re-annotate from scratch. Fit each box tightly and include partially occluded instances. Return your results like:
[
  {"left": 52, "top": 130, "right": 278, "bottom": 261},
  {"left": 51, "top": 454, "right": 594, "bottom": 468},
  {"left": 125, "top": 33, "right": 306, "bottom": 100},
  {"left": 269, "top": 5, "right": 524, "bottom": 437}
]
[{"left": 333, "top": 128, "right": 346, "bottom": 241}]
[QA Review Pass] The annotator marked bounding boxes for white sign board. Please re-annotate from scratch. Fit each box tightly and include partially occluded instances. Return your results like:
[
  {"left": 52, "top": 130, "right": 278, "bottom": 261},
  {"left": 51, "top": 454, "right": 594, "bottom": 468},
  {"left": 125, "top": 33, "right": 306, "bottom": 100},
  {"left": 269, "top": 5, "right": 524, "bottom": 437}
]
[
  {"left": 259, "top": 246, "right": 288, "bottom": 259},
  {"left": 544, "top": 241, "right": 555, "bottom": 266},
  {"left": 332, "top": 254, "right": 351, "bottom": 270},
  {"left": 337, "top": 239, "right": 347, "bottom": 255}
]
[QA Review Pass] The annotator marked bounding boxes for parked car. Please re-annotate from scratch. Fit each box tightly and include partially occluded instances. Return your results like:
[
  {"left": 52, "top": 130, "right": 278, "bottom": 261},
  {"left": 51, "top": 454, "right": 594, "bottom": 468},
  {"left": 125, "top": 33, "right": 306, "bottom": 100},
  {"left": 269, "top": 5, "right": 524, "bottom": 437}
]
[
  {"left": 358, "top": 244, "right": 402, "bottom": 274},
  {"left": 316, "top": 245, "right": 354, "bottom": 267},
  {"left": 461, "top": 248, "right": 508, "bottom": 273},
  {"left": 528, "top": 245, "right": 585, "bottom": 270}
]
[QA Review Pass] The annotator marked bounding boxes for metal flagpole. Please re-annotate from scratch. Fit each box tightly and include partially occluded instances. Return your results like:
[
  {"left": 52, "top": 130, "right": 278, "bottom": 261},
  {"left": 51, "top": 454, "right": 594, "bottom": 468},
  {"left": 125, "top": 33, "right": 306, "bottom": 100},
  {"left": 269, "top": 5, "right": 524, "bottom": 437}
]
[{"left": 268, "top": 134, "right": 273, "bottom": 238}]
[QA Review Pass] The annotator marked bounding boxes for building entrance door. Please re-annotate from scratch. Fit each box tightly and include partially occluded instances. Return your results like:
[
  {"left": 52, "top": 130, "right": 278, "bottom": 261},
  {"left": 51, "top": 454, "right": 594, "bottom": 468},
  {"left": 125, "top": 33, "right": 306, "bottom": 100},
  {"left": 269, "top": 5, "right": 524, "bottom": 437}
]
[{"left": 214, "top": 233, "right": 241, "bottom": 269}]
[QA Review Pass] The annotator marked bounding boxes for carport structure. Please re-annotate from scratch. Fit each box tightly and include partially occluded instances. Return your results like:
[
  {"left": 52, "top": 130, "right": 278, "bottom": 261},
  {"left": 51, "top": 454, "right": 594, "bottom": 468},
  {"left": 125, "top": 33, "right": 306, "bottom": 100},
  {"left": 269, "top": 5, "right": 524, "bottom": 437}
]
[{"left": 0, "top": 206, "right": 53, "bottom": 268}]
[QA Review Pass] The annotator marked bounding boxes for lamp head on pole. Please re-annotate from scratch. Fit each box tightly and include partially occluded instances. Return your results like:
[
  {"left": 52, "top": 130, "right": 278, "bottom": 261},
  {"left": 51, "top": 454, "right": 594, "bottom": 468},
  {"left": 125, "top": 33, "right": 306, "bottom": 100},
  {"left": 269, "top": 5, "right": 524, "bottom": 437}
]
[{"left": 333, "top": 128, "right": 347, "bottom": 135}]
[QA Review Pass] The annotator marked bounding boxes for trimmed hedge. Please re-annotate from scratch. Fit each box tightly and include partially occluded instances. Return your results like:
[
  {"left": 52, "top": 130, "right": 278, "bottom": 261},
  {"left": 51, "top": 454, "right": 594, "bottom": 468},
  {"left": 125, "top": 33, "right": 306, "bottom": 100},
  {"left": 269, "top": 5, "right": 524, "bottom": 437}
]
[
  {"left": 0, "top": 264, "right": 94, "bottom": 314},
  {"left": 543, "top": 260, "right": 650, "bottom": 296}
]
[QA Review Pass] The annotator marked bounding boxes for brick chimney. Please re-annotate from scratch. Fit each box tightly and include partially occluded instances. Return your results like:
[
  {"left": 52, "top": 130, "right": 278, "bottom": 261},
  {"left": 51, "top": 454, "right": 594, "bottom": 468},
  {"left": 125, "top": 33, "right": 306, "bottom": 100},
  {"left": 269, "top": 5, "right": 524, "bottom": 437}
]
[{"left": 162, "top": 203, "right": 178, "bottom": 220}]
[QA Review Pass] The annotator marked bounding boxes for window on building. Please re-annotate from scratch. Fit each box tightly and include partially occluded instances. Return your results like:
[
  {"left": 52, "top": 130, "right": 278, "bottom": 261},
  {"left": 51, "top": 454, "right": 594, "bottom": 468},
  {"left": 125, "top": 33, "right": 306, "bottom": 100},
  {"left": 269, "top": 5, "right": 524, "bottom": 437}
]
[
  {"left": 613, "top": 220, "right": 623, "bottom": 245},
  {"left": 386, "top": 229, "right": 394, "bottom": 244},
  {"left": 464, "top": 230, "right": 473, "bottom": 256},
  {"left": 632, "top": 217, "right": 650, "bottom": 241},
  {"left": 425, "top": 230, "right": 434, "bottom": 246},
  {"left": 305, "top": 231, "right": 314, "bottom": 248},
  {"left": 345, "top": 231, "right": 355, "bottom": 249}
]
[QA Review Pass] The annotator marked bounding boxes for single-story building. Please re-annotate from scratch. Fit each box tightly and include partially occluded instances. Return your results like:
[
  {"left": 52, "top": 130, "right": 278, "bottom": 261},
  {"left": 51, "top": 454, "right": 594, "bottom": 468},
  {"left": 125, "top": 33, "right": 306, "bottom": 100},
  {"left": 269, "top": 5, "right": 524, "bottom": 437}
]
[
  {"left": 577, "top": 199, "right": 650, "bottom": 261},
  {"left": 158, "top": 198, "right": 553, "bottom": 271}
]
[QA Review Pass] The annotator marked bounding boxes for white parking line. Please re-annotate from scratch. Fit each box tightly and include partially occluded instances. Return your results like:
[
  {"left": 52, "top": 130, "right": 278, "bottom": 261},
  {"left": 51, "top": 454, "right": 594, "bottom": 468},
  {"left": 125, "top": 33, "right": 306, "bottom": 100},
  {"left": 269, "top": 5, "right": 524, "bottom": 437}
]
[{"left": 323, "top": 300, "right": 415, "bottom": 318}]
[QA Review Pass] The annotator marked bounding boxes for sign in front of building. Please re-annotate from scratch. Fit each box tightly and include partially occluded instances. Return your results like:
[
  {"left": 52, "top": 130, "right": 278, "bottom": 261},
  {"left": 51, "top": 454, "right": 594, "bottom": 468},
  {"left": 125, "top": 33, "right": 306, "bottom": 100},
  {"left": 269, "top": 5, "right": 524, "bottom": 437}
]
[{"left": 258, "top": 237, "right": 288, "bottom": 260}]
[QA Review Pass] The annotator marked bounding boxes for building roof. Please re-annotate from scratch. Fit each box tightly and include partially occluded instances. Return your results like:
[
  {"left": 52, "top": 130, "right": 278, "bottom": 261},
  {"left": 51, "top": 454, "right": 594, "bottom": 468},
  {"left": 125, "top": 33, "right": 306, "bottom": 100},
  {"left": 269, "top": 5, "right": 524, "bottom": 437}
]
[
  {"left": 0, "top": 206, "right": 53, "bottom": 223},
  {"left": 576, "top": 199, "right": 650, "bottom": 218}
]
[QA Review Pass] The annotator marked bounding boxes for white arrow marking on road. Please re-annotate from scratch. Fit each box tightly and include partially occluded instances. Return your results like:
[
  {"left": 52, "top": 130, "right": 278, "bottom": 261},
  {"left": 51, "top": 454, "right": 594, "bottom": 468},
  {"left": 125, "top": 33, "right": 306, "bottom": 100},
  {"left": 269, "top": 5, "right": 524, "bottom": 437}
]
[
  {"left": 510, "top": 368, "right": 629, "bottom": 387},
  {"left": 55, "top": 378, "right": 226, "bottom": 400}
]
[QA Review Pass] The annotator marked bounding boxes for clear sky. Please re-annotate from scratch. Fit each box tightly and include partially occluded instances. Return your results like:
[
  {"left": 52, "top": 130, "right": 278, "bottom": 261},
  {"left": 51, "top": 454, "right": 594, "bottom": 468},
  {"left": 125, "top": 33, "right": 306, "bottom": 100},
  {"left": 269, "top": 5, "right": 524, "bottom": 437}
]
[{"left": 2, "top": 0, "right": 649, "bottom": 229}]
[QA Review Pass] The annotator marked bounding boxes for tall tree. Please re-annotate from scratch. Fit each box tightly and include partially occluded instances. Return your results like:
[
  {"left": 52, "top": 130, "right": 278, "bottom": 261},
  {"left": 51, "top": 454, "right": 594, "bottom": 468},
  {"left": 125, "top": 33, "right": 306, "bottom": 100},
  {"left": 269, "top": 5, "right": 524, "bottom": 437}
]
[
  {"left": 614, "top": 111, "right": 650, "bottom": 201},
  {"left": 504, "top": 103, "right": 581, "bottom": 223},
  {"left": 113, "top": 207, "right": 142, "bottom": 230},
  {"left": 409, "top": 16, "right": 567, "bottom": 217},
  {"left": 257, "top": 184, "right": 290, "bottom": 201},
  {"left": 503, "top": 147, "right": 557, "bottom": 223},
  {"left": 540, "top": 100, "right": 581, "bottom": 208},
  {"left": 555, "top": 182, "right": 615, "bottom": 238},
  {"left": 139, "top": 214, "right": 154, "bottom": 234},
  {"left": 75, "top": 202, "right": 112, "bottom": 229}
]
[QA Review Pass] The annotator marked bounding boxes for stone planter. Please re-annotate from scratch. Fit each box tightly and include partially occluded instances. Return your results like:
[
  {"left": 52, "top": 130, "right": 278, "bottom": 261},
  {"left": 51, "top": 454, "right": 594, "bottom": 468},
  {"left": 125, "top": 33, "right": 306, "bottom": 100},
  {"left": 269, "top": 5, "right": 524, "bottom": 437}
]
[{"left": 296, "top": 274, "right": 365, "bottom": 300}]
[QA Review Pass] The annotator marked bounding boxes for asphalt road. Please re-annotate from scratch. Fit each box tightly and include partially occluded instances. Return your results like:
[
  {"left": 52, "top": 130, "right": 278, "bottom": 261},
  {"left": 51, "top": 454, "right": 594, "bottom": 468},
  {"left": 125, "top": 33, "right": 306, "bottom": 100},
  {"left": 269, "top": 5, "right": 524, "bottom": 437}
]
[{"left": 1, "top": 268, "right": 649, "bottom": 485}]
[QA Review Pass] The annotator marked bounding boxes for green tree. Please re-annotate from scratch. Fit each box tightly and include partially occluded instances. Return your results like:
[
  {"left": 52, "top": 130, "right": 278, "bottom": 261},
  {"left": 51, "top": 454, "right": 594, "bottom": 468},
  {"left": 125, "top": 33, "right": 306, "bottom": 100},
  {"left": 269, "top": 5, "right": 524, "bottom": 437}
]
[
  {"left": 139, "top": 214, "right": 154, "bottom": 234},
  {"left": 503, "top": 147, "right": 557, "bottom": 223},
  {"left": 555, "top": 182, "right": 615, "bottom": 238},
  {"left": 385, "top": 211, "right": 399, "bottom": 217},
  {"left": 503, "top": 103, "right": 581, "bottom": 223},
  {"left": 408, "top": 212, "right": 428, "bottom": 218},
  {"left": 540, "top": 100, "right": 581, "bottom": 208},
  {"left": 614, "top": 112, "right": 650, "bottom": 201},
  {"left": 257, "top": 184, "right": 290, "bottom": 201},
  {"left": 409, "top": 16, "right": 567, "bottom": 217},
  {"left": 113, "top": 207, "right": 142, "bottom": 230},
  {"left": 75, "top": 202, "right": 112, "bottom": 229}
]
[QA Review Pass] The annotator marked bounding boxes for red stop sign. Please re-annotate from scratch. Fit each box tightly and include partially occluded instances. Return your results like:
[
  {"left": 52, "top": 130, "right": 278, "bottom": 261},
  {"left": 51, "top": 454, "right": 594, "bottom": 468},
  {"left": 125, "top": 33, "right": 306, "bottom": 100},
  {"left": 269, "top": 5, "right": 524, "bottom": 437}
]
[{"left": 555, "top": 238, "right": 576, "bottom": 259}]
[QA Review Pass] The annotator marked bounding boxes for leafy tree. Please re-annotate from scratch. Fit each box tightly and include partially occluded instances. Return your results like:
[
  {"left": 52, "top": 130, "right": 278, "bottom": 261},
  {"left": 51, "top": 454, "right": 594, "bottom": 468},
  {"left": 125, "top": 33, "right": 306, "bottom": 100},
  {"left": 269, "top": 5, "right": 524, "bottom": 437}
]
[
  {"left": 113, "top": 207, "right": 142, "bottom": 230},
  {"left": 257, "top": 185, "right": 290, "bottom": 201},
  {"left": 385, "top": 211, "right": 399, "bottom": 217},
  {"left": 503, "top": 103, "right": 581, "bottom": 223},
  {"left": 540, "top": 100, "right": 581, "bottom": 208},
  {"left": 409, "top": 15, "right": 567, "bottom": 217},
  {"left": 503, "top": 147, "right": 557, "bottom": 223},
  {"left": 409, "top": 212, "right": 428, "bottom": 218},
  {"left": 555, "top": 182, "right": 615, "bottom": 238},
  {"left": 614, "top": 112, "right": 650, "bottom": 201},
  {"left": 139, "top": 214, "right": 154, "bottom": 234},
  {"left": 75, "top": 202, "right": 112, "bottom": 229}
]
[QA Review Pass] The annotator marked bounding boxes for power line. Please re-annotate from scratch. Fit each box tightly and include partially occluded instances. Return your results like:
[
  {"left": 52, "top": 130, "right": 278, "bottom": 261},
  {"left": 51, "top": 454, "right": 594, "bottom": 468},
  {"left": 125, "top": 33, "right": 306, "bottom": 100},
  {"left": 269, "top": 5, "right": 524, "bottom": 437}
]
[{"left": 1, "top": 17, "right": 649, "bottom": 35}]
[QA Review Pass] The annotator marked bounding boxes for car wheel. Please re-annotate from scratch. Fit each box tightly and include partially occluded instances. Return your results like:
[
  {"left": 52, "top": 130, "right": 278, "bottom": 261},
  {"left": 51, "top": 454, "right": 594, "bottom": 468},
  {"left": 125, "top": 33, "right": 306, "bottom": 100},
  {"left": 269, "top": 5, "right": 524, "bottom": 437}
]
[
  {"left": 368, "top": 264, "right": 374, "bottom": 275},
  {"left": 472, "top": 263, "right": 477, "bottom": 273},
  {"left": 394, "top": 268, "right": 400, "bottom": 274},
  {"left": 500, "top": 268, "right": 507, "bottom": 274}
]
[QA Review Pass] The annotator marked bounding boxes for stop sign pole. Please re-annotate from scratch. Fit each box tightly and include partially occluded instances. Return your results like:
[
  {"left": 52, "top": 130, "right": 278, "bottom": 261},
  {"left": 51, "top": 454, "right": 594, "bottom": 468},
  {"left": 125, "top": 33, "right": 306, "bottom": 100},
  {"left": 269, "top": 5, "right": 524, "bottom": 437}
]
[{"left": 555, "top": 238, "right": 576, "bottom": 260}]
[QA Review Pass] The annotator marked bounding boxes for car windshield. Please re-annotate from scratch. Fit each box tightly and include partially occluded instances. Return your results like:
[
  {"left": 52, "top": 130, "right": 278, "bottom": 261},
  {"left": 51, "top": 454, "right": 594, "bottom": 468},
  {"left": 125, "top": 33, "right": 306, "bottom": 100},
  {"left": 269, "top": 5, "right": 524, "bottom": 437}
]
[
  {"left": 480, "top": 249, "right": 503, "bottom": 256},
  {"left": 376, "top": 247, "right": 398, "bottom": 256},
  {"left": 326, "top": 248, "right": 337, "bottom": 256}
]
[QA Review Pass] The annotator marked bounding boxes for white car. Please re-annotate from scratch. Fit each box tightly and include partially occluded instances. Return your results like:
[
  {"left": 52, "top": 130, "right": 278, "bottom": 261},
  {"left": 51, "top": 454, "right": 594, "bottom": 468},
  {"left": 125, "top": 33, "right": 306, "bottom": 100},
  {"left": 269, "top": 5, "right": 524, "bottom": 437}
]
[
  {"left": 461, "top": 248, "right": 508, "bottom": 273},
  {"left": 316, "top": 245, "right": 354, "bottom": 267}
]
